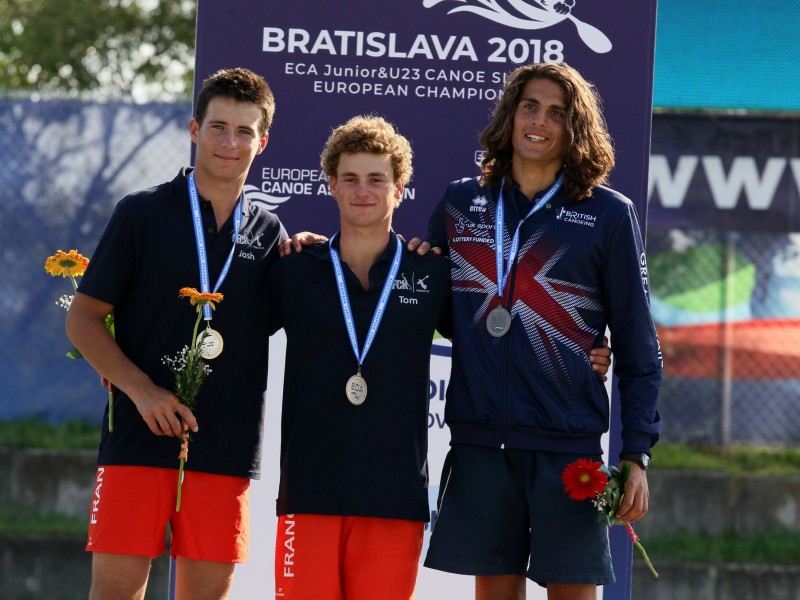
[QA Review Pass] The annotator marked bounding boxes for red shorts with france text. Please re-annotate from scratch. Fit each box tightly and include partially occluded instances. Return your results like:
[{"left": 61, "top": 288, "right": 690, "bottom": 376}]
[
  {"left": 275, "top": 513, "right": 423, "bottom": 600},
  {"left": 86, "top": 465, "right": 250, "bottom": 563}
]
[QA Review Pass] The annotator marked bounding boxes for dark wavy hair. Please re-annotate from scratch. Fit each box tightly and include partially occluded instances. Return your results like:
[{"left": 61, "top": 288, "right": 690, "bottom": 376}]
[
  {"left": 194, "top": 67, "right": 275, "bottom": 136},
  {"left": 479, "top": 62, "right": 615, "bottom": 202}
]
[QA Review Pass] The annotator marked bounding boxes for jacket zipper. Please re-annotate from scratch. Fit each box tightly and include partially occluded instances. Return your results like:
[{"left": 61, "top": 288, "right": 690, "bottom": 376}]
[
  {"left": 500, "top": 198, "right": 545, "bottom": 449},
  {"left": 499, "top": 210, "right": 524, "bottom": 450},
  {"left": 501, "top": 253, "right": 520, "bottom": 449}
]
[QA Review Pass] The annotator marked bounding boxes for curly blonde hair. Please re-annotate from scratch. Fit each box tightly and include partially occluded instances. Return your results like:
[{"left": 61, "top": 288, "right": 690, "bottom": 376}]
[
  {"left": 479, "top": 63, "right": 615, "bottom": 202},
  {"left": 320, "top": 115, "right": 414, "bottom": 188}
]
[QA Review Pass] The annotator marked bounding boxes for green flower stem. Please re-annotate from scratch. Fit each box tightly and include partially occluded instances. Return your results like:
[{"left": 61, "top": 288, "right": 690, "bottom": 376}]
[
  {"left": 176, "top": 456, "right": 186, "bottom": 512},
  {"left": 68, "top": 273, "right": 78, "bottom": 292},
  {"left": 108, "top": 387, "right": 114, "bottom": 432},
  {"left": 625, "top": 523, "right": 658, "bottom": 578},
  {"left": 104, "top": 314, "right": 116, "bottom": 432},
  {"left": 190, "top": 311, "right": 203, "bottom": 352},
  {"left": 177, "top": 312, "right": 201, "bottom": 513},
  {"left": 635, "top": 539, "right": 659, "bottom": 578},
  {"left": 173, "top": 305, "right": 212, "bottom": 512}
]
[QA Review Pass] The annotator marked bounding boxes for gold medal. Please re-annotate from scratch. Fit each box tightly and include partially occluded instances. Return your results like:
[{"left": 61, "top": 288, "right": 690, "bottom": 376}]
[
  {"left": 197, "top": 326, "right": 224, "bottom": 359},
  {"left": 345, "top": 373, "right": 368, "bottom": 405},
  {"left": 486, "top": 306, "right": 512, "bottom": 337}
]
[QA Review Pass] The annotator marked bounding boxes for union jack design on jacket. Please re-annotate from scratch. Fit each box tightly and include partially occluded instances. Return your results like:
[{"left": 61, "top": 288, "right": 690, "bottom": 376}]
[{"left": 429, "top": 177, "right": 662, "bottom": 457}]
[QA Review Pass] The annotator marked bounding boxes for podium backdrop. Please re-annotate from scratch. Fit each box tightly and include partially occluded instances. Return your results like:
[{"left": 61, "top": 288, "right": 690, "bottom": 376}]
[{"left": 193, "top": 1, "right": 658, "bottom": 598}]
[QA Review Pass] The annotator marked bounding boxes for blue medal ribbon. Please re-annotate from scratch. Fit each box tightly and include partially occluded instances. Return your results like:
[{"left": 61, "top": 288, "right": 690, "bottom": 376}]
[
  {"left": 329, "top": 233, "right": 402, "bottom": 373},
  {"left": 188, "top": 171, "right": 242, "bottom": 321},
  {"left": 494, "top": 173, "right": 564, "bottom": 299}
]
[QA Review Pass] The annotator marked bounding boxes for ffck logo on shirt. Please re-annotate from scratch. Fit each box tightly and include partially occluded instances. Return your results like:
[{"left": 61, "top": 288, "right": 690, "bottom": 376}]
[
  {"left": 235, "top": 231, "right": 263, "bottom": 261},
  {"left": 236, "top": 231, "right": 264, "bottom": 248},
  {"left": 394, "top": 271, "right": 431, "bottom": 305},
  {"left": 234, "top": 228, "right": 262, "bottom": 261}
]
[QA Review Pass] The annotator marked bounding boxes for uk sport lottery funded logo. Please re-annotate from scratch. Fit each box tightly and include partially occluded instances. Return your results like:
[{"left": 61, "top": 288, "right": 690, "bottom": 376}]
[{"left": 422, "top": 0, "right": 612, "bottom": 54}]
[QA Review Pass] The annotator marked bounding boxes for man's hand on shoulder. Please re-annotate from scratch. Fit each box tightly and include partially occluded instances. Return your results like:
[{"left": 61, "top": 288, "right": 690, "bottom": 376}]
[
  {"left": 406, "top": 237, "right": 442, "bottom": 256},
  {"left": 279, "top": 232, "right": 328, "bottom": 257}
]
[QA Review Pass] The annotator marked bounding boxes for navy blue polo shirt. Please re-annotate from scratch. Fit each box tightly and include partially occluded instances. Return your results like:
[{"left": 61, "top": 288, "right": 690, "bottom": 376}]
[
  {"left": 268, "top": 232, "right": 452, "bottom": 521},
  {"left": 78, "top": 168, "right": 287, "bottom": 479}
]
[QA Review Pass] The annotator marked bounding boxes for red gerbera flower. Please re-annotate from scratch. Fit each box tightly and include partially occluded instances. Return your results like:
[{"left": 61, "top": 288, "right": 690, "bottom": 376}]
[{"left": 561, "top": 458, "right": 608, "bottom": 501}]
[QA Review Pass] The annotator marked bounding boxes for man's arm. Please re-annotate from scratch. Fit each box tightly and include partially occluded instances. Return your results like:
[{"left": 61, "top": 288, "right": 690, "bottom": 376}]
[
  {"left": 278, "top": 231, "right": 328, "bottom": 256},
  {"left": 66, "top": 292, "right": 197, "bottom": 437},
  {"left": 605, "top": 203, "right": 662, "bottom": 524}
]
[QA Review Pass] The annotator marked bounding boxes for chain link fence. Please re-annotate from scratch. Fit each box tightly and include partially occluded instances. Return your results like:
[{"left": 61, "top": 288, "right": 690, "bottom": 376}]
[
  {"left": 648, "top": 229, "right": 800, "bottom": 447},
  {"left": 1, "top": 98, "right": 191, "bottom": 422}
]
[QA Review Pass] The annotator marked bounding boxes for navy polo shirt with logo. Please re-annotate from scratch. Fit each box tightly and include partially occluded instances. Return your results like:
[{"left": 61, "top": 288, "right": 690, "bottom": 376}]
[
  {"left": 78, "top": 168, "right": 287, "bottom": 479},
  {"left": 267, "top": 232, "right": 452, "bottom": 522}
]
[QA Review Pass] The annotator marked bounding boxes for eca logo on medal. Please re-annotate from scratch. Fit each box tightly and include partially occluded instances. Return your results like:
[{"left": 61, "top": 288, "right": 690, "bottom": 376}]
[{"left": 346, "top": 373, "right": 368, "bottom": 405}]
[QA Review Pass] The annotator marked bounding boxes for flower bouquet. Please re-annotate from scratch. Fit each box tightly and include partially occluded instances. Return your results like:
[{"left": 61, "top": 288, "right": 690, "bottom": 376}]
[
  {"left": 162, "top": 287, "right": 223, "bottom": 511},
  {"left": 44, "top": 250, "right": 117, "bottom": 430},
  {"left": 561, "top": 457, "right": 659, "bottom": 578}
]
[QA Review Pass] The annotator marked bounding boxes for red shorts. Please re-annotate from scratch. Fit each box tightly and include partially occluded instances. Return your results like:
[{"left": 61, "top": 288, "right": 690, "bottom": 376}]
[
  {"left": 86, "top": 465, "right": 250, "bottom": 563},
  {"left": 275, "top": 514, "right": 423, "bottom": 600}
]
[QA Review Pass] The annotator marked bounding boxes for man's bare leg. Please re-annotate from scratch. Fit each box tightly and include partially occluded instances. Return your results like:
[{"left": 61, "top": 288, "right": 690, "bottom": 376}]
[
  {"left": 547, "top": 583, "right": 596, "bottom": 600},
  {"left": 89, "top": 552, "right": 152, "bottom": 600},
  {"left": 476, "top": 574, "right": 526, "bottom": 600},
  {"left": 174, "top": 556, "right": 235, "bottom": 600}
]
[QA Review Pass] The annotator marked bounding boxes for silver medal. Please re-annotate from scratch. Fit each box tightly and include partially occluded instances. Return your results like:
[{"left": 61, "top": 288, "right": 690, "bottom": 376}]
[{"left": 486, "top": 306, "right": 512, "bottom": 337}]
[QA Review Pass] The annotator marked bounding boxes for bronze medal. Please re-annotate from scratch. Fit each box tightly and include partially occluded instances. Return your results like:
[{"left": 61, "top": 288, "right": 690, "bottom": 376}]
[{"left": 345, "top": 373, "right": 368, "bottom": 405}]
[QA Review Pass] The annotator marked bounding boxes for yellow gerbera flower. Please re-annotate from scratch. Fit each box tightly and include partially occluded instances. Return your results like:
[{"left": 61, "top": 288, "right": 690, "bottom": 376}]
[
  {"left": 44, "top": 250, "right": 90, "bottom": 278},
  {"left": 179, "top": 287, "right": 224, "bottom": 311}
]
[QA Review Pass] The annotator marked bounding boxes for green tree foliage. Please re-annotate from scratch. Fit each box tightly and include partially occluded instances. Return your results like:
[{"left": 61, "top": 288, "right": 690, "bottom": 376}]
[{"left": 0, "top": 0, "right": 196, "bottom": 100}]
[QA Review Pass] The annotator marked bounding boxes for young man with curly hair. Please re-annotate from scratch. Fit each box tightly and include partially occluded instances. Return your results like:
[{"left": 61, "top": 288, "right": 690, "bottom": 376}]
[
  {"left": 421, "top": 62, "right": 662, "bottom": 600},
  {"left": 268, "top": 115, "right": 452, "bottom": 600}
]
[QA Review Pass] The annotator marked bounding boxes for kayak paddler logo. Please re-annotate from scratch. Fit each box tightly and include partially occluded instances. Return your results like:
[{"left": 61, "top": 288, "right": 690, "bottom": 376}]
[{"left": 422, "top": 0, "right": 612, "bottom": 54}]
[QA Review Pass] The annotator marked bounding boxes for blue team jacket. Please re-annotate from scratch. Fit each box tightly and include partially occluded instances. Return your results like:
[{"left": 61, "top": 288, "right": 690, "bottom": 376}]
[{"left": 428, "top": 177, "right": 662, "bottom": 458}]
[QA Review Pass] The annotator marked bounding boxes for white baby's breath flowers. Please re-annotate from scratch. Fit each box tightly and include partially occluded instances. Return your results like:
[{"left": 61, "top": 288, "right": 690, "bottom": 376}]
[{"left": 56, "top": 294, "right": 74, "bottom": 310}]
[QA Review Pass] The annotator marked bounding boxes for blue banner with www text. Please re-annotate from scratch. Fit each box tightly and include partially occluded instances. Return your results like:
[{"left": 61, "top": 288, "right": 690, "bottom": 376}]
[{"left": 193, "top": 1, "right": 657, "bottom": 598}]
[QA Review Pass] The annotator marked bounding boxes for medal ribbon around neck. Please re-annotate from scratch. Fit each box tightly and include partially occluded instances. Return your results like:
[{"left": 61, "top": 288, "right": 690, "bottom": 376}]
[
  {"left": 188, "top": 171, "right": 242, "bottom": 321},
  {"left": 329, "top": 233, "right": 403, "bottom": 375},
  {"left": 494, "top": 173, "right": 564, "bottom": 300}
]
